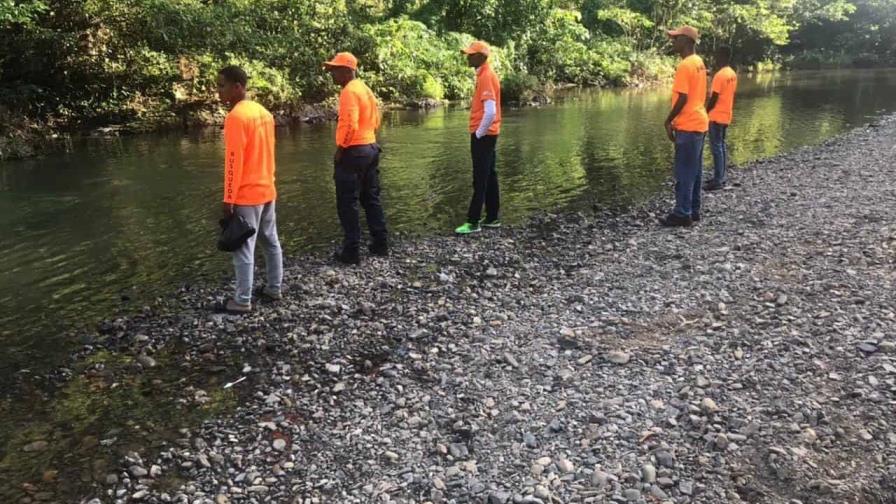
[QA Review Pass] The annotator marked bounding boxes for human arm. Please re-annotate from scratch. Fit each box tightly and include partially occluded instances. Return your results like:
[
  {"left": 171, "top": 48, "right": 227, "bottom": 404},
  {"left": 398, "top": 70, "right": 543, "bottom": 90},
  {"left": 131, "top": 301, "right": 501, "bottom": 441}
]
[
  {"left": 706, "top": 92, "right": 720, "bottom": 113},
  {"left": 475, "top": 99, "right": 497, "bottom": 139},
  {"left": 222, "top": 115, "right": 245, "bottom": 214},
  {"left": 664, "top": 94, "right": 687, "bottom": 142}
]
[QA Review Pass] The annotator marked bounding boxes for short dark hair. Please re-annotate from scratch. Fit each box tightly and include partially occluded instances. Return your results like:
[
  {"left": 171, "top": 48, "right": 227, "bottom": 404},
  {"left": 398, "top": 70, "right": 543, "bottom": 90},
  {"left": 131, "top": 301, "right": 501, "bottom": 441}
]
[
  {"left": 716, "top": 45, "right": 733, "bottom": 61},
  {"left": 218, "top": 66, "right": 248, "bottom": 87}
]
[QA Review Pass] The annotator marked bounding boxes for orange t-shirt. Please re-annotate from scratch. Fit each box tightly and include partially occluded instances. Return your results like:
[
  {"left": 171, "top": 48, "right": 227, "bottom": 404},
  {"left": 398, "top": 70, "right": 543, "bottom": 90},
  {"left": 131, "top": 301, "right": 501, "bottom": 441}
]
[
  {"left": 671, "top": 54, "right": 709, "bottom": 133},
  {"left": 337, "top": 79, "right": 380, "bottom": 147},
  {"left": 223, "top": 100, "right": 277, "bottom": 206},
  {"left": 709, "top": 66, "right": 738, "bottom": 125},
  {"left": 469, "top": 63, "right": 502, "bottom": 135}
]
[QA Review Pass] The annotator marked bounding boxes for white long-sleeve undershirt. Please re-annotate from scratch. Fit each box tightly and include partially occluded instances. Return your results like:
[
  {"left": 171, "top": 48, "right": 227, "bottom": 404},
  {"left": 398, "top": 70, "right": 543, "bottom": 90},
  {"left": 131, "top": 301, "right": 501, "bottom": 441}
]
[{"left": 475, "top": 99, "right": 497, "bottom": 138}]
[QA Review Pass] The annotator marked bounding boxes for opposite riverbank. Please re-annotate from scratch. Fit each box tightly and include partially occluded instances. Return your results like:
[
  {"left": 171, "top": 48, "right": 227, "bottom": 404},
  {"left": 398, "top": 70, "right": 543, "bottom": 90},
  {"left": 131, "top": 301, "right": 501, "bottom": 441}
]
[{"left": 6, "top": 115, "right": 896, "bottom": 504}]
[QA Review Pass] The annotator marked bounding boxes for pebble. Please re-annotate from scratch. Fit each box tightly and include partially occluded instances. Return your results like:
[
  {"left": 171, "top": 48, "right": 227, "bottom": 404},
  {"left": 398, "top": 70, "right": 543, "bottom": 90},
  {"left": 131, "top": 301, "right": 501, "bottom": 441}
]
[
  {"left": 655, "top": 451, "right": 675, "bottom": 468},
  {"left": 607, "top": 351, "right": 631, "bottom": 365},
  {"left": 272, "top": 439, "right": 287, "bottom": 451},
  {"left": 449, "top": 443, "right": 469, "bottom": 459},
  {"left": 641, "top": 463, "right": 656, "bottom": 483},
  {"left": 556, "top": 458, "right": 574, "bottom": 473},
  {"left": 136, "top": 354, "right": 157, "bottom": 368},
  {"left": 23, "top": 441, "right": 48, "bottom": 452},
  {"left": 489, "top": 491, "right": 511, "bottom": 504},
  {"left": 55, "top": 117, "right": 896, "bottom": 504},
  {"left": 702, "top": 398, "right": 720, "bottom": 413}
]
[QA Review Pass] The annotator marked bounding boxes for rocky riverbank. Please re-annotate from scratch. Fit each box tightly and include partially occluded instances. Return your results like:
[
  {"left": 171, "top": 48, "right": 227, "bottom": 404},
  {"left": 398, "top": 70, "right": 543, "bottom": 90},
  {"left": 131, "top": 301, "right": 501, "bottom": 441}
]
[{"left": 15, "top": 116, "right": 896, "bottom": 504}]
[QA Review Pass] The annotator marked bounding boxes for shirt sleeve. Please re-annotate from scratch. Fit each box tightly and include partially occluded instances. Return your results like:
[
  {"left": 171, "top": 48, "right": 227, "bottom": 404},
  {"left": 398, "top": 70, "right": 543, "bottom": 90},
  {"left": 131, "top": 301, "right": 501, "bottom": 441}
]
[
  {"left": 476, "top": 99, "right": 497, "bottom": 138},
  {"left": 672, "top": 63, "right": 690, "bottom": 96},
  {"left": 223, "top": 115, "right": 246, "bottom": 204},
  {"left": 339, "top": 88, "right": 360, "bottom": 148},
  {"left": 711, "top": 73, "right": 724, "bottom": 94}
]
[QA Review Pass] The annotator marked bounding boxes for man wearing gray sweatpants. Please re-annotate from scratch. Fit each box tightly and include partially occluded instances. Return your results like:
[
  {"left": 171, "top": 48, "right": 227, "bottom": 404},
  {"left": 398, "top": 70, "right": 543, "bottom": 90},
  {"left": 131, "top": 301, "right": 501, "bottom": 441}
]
[{"left": 217, "top": 65, "right": 283, "bottom": 314}]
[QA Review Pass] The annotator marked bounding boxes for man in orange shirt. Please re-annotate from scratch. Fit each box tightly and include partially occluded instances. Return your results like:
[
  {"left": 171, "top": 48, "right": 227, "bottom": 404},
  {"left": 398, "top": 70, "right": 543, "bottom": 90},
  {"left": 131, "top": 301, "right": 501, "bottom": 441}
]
[
  {"left": 661, "top": 26, "right": 709, "bottom": 227},
  {"left": 217, "top": 65, "right": 283, "bottom": 313},
  {"left": 455, "top": 41, "right": 502, "bottom": 235},
  {"left": 324, "top": 52, "right": 388, "bottom": 265},
  {"left": 705, "top": 45, "right": 738, "bottom": 191}
]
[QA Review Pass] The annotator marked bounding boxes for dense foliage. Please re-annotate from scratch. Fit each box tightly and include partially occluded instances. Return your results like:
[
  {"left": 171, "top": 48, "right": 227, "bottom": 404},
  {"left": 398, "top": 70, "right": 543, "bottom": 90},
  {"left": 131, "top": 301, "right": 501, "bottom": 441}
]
[{"left": 0, "top": 0, "right": 892, "bottom": 131}]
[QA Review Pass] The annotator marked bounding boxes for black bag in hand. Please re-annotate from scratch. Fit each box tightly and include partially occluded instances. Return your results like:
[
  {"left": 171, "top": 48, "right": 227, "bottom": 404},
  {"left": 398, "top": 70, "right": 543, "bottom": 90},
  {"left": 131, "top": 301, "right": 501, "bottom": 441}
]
[{"left": 217, "top": 214, "right": 256, "bottom": 252}]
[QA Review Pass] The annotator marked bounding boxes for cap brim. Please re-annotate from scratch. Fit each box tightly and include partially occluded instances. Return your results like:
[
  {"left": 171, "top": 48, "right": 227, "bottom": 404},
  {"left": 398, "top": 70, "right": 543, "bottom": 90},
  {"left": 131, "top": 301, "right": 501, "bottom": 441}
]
[
  {"left": 323, "top": 62, "right": 354, "bottom": 70},
  {"left": 667, "top": 30, "right": 682, "bottom": 38}
]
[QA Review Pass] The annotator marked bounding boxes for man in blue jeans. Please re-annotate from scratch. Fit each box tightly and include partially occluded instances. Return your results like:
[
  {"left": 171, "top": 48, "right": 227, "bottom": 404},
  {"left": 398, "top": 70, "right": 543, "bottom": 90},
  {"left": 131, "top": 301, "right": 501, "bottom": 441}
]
[
  {"left": 660, "top": 26, "right": 709, "bottom": 227},
  {"left": 705, "top": 45, "right": 738, "bottom": 191}
]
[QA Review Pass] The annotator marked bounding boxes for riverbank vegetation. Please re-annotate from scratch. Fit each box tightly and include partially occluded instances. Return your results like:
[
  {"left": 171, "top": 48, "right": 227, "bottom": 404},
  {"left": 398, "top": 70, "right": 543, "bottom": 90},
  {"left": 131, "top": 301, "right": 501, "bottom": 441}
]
[{"left": 0, "top": 0, "right": 894, "bottom": 158}]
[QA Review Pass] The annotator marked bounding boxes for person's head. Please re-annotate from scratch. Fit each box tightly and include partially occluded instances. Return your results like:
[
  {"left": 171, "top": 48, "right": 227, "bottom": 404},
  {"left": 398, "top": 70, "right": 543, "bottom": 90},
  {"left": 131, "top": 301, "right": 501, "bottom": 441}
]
[
  {"left": 715, "top": 45, "right": 733, "bottom": 67},
  {"left": 217, "top": 66, "right": 248, "bottom": 108},
  {"left": 666, "top": 26, "right": 699, "bottom": 56},
  {"left": 462, "top": 41, "right": 491, "bottom": 68},
  {"left": 323, "top": 52, "right": 358, "bottom": 87}
]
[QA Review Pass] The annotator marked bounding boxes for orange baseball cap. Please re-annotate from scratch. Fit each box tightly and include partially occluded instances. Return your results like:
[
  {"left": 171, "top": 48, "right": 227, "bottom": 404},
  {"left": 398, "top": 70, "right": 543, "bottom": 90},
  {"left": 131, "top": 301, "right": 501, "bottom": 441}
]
[
  {"left": 461, "top": 41, "right": 491, "bottom": 57},
  {"left": 667, "top": 26, "right": 700, "bottom": 43},
  {"left": 323, "top": 52, "right": 358, "bottom": 71}
]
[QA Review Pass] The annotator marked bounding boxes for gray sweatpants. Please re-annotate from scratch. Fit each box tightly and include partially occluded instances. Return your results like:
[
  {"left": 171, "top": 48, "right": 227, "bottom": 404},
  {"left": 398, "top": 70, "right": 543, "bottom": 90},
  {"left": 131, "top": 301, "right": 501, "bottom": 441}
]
[{"left": 233, "top": 201, "right": 283, "bottom": 305}]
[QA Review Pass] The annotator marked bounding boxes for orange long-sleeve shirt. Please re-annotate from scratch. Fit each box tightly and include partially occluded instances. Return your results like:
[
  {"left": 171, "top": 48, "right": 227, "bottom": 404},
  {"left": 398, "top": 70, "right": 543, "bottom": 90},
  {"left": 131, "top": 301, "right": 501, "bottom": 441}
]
[
  {"left": 336, "top": 79, "right": 380, "bottom": 148},
  {"left": 223, "top": 100, "right": 277, "bottom": 205}
]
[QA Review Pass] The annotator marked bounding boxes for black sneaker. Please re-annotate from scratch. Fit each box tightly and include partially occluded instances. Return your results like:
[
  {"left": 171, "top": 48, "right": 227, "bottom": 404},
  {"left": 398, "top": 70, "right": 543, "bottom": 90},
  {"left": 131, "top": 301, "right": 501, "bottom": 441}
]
[
  {"left": 704, "top": 180, "right": 725, "bottom": 191},
  {"left": 334, "top": 248, "right": 361, "bottom": 265},
  {"left": 658, "top": 213, "right": 693, "bottom": 227},
  {"left": 691, "top": 212, "right": 701, "bottom": 223},
  {"left": 369, "top": 241, "right": 389, "bottom": 257}
]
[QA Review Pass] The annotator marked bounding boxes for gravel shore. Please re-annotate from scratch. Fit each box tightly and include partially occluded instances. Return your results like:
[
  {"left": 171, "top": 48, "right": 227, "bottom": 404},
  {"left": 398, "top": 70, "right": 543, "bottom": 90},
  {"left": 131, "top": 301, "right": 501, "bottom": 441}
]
[{"left": 73, "top": 115, "right": 896, "bottom": 504}]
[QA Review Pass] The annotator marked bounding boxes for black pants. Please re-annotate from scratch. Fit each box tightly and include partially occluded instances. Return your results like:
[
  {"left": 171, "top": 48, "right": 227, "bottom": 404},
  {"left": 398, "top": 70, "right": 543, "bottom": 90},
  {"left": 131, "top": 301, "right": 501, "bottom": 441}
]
[
  {"left": 334, "top": 144, "right": 388, "bottom": 252},
  {"left": 467, "top": 133, "right": 500, "bottom": 223}
]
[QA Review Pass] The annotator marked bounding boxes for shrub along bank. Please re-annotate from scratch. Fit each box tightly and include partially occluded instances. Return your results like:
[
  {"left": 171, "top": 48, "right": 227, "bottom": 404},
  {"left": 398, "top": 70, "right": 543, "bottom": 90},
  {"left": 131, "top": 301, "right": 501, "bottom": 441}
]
[{"left": 1, "top": 0, "right": 891, "bottom": 159}]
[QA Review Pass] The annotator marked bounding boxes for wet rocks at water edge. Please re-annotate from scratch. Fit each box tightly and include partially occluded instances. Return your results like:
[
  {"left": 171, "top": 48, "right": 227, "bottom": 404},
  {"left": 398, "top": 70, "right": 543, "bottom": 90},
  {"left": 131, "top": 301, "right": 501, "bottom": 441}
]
[{"left": 54, "top": 116, "right": 896, "bottom": 503}]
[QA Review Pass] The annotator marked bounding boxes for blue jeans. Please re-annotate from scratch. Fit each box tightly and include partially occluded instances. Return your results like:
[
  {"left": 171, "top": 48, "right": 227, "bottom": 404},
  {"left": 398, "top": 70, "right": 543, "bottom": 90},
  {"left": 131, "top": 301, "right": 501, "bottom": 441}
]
[
  {"left": 673, "top": 131, "right": 705, "bottom": 218},
  {"left": 709, "top": 122, "right": 728, "bottom": 184}
]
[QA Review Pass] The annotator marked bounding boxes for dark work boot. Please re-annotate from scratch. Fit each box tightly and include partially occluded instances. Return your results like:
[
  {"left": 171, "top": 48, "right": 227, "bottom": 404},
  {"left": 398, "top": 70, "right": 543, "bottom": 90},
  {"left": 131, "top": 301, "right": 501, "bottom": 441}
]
[
  {"left": 368, "top": 240, "right": 389, "bottom": 257},
  {"left": 658, "top": 213, "right": 693, "bottom": 228},
  {"left": 334, "top": 247, "right": 361, "bottom": 265}
]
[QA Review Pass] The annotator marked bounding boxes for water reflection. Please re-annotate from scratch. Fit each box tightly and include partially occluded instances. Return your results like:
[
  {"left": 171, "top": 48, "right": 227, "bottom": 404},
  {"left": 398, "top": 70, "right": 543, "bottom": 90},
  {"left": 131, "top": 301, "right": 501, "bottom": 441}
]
[{"left": 1, "top": 69, "right": 896, "bottom": 382}]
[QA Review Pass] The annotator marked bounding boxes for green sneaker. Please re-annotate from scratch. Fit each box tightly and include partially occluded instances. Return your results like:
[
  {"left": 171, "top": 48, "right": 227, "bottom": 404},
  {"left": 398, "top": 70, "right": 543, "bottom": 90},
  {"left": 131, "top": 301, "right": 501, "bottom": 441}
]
[
  {"left": 480, "top": 218, "right": 502, "bottom": 228},
  {"left": 454, "top": 222, "right": 481, "bottom": 235}
]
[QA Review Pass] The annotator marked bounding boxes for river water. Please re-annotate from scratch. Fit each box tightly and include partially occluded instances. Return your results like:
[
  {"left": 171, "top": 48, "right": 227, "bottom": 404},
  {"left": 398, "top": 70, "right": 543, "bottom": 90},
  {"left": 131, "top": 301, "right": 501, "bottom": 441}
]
[
  {"left": 2, "top": 70, "right": 896, "bottom": 382},
  {"left": 2, "top": 68, "right": 896, "bottom": 500}
]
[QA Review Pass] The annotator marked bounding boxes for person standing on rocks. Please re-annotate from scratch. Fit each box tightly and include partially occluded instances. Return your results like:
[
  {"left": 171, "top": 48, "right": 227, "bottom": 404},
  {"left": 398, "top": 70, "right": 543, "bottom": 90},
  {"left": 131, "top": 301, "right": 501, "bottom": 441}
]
[
  {"left": 324, "top": 52, "right": 389, "bottom": 264},
  {"left": 217, "top": 65, "right": 283, "bottom": 313},
  {"left": 455, "top": 40, "right": 502, "bottom": 235},
  {"left": 705, "top": 45, "right": 738, "bottom": 191},
  {"left": 660, "top": 26, "right": 709, "bottom": 228}
]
